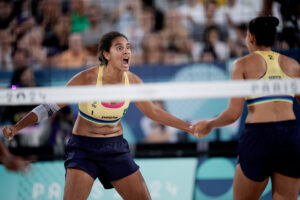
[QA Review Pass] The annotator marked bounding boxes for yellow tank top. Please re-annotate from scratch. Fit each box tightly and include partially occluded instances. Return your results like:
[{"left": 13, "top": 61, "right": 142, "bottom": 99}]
[
  {"left": 78, "top": 65, "right": 130, "bottom": 124},
  {"left": 246, "top": 51, "right": 294, "bottom": 106}
]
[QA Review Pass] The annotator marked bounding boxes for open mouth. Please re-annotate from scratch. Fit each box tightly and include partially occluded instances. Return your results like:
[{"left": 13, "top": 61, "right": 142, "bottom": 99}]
[{"left": 123, "top": 57, "right": 129, "bottom": 65}]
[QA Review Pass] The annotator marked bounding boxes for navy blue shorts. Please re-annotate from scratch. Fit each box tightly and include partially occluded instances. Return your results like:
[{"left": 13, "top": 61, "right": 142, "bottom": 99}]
[
  {"left": 238, "top": 120, "right": 300, "bottom": 182},
  {"left": 64, "top": 134, "right": 139, "bottom": 189}
]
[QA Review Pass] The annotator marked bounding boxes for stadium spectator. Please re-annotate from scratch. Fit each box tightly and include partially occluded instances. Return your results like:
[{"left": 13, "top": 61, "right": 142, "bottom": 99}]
[
  {"left": 110, "top": 0, "right": 141, "bottom": 34},
  {"left": 70, "top": 0, "right": 89, "bottom": 33},
  {"left": 0, "top": 29, "right": 13, "bottom": 70},
  {"left": 44, "top": 47, "right": 60, "bottom": 68},
  {"left": 160, "top": 9, "right": 193, "bottom": 63},
  {"left": 163, "top": 44, "right": 189, "bottom": 65},
  {"left": 10, "top": 0, "right": 35, "bottom": 39},
  {"left": 22, "top": 28, "right": 47, "bottom": 69},
  {"left": 228, "top": 23, "right": 248, "bottom": 58},
  {"left": 177, "top": 0, "right": 205, "bottom": 31},
  {"left": 58, "top": 33, "right": 88, "bottom": 68},
  {"left": 43, "top": 14, "right": 71, "bottom": 52},
  {"left": 199, "top": 44, "right": 218, "bottom": 63},
  {"left": 203, "top": 25, "right": 229, "bottom": 61},
  {"left": 142, "top": 0, "right": 165, "bottom": 32},
  {"left": 191, "top": 0, "right": 229, "bottom": 42},
  {"left": 11, "top": 48, "right": 30, "bottom": 70},
  {"left": 36, "top": 0, "right": 62, "bottom": 33},
  {"left": 193, "top": 25, "right": 229, "bottom": 62},
  {"left": 0, "top": 0, "right": 15, "bottom": 30},
  {"left": 141, "top": 33, "right": 164, "bottom": 65}
]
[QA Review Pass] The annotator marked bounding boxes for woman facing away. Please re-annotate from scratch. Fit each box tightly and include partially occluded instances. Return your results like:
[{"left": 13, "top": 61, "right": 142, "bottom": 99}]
[
  {"left": 2, "top": 31, "right": 195, "bottom": 200},
  {"left": 194, "top": 16, "right": 300, "bottom": 200}
]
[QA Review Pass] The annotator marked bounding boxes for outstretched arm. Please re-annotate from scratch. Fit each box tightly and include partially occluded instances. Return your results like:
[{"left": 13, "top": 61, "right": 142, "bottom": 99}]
[
  {"left": 194, "top": 59, "right": 245, "bottom": 137},
  {"left": 129, "top": 73, "right": 194, "bottom": 134},
  {"left": 2, "top": 103, "right": 62, "bottom": 140},
  {"left": 2, "top": 70, "right": 85, "bottom": 140},
  {"left": 135, "top": 100, "right": 193, "bottom": 134}
]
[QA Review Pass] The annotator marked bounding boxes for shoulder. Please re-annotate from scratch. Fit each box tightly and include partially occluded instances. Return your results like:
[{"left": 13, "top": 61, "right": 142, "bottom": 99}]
[
  {"left": 233, "top": 53, "right": 263, "bottom": 70},
  {"left": 278, "top": 53, "right": 300, "bottom": 77},
  {"left": 231, "top": 55, "right": 248, "bottom": 73},
  {"left": 231, "top": 53, "right": 261, "bottom": 79},
  {"left": 66, "top": 66, "right": 98, "bottom": 86},
  {"left": 234, "top": 53, "right": 259, "bottom": 66},
  {"left": 278, "top": 53, "right": 299, "bottom": 67},
  {"left": 127, "top": 71, "right": 143, "bottom": 84}
]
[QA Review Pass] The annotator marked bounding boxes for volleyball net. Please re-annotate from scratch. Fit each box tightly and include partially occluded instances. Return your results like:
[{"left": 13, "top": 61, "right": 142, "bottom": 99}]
[
  {"left": 0, "top": 78, "right": 299, "bottom": 105},
  {"left": 0, "top": 69, "right": 300, "bottom": 155},
  {"left": 1, "top": 76, "right": 299, "bottom": 148}
]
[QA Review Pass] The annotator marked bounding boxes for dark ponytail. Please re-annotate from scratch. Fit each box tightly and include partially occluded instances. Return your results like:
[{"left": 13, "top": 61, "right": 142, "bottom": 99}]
[{"left": 248, "top": 16, "right": 279, "bottom": 46}]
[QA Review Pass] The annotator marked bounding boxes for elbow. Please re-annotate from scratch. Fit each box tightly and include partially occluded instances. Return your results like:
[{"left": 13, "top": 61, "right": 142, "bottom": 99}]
[
  {"left": 228, "top": 116, "right": 239, "bottom": 124},
  {"left": 228, "top": 110, "right": 241, "bottom": 123}
]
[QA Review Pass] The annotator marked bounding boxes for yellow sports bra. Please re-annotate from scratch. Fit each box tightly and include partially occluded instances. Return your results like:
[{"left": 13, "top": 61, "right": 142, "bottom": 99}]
[
  {"left": 78, "top": 65, "right": 130, "bottom": 124},
  {"left": 246, "top": 51, "right": 294, "bottom": 106}
]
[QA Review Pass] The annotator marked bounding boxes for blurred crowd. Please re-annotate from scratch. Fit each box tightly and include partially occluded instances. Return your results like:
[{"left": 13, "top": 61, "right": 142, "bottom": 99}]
[{"left": 0, "top": 0, "right": 299, "bottom": 71}]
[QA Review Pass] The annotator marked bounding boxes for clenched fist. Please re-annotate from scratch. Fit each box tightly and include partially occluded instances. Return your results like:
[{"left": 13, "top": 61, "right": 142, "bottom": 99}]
[{"left": 2, "top": 126, "right": 18, "bottom": 140}]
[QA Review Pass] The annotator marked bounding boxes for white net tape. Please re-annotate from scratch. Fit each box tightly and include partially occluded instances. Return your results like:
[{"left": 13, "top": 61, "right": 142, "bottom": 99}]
[{"left": 0, "top": 79, "right": 299, "bottom": 105}]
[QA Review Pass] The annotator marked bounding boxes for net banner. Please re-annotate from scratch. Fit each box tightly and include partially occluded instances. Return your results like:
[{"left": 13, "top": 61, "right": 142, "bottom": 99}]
[{"left": 0, "top": 78, "right": 299, "bottom": 105}]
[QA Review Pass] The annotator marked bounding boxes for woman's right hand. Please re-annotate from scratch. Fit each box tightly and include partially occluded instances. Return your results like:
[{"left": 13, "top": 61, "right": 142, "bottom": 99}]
[{"left": 2, "top": 126, "right": 18, "bottom": 140}]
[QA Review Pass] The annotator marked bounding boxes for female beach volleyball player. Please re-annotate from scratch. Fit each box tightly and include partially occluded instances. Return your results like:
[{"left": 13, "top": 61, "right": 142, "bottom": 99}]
[
  {"left": 194, "top": 16, "right": 300, "bottom": 200},
  {"left": 2, "top": 31, "right": 195, "bottom": 200}
]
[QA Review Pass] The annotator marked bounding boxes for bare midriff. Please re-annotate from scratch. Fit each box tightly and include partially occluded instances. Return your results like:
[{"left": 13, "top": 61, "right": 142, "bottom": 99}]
[
  {"left": 72, "top": 115, "right": 123, "bottom": 137},
  {"left": 246, "top": 101, "right": 296, "bottom": 123}
]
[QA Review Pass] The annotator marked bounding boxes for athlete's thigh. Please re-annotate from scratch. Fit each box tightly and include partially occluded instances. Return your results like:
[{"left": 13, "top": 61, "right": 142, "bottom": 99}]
[
  {"left": 233, "top": 164, "right": 269, "bottom": 200},
  {"left": 111, "top": 170, "right": 151, "bottom": 200},
  {"left": 64, "top": 168, "right": 95, "bottom": 200},
  {"left": 271, "top": 173, "right": 300, "bottom": 200}
]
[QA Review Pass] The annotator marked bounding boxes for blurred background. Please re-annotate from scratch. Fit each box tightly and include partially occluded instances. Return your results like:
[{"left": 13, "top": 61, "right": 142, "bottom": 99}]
[{"left": 0, "top": 0, "right": 299, "bottom": 199}]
